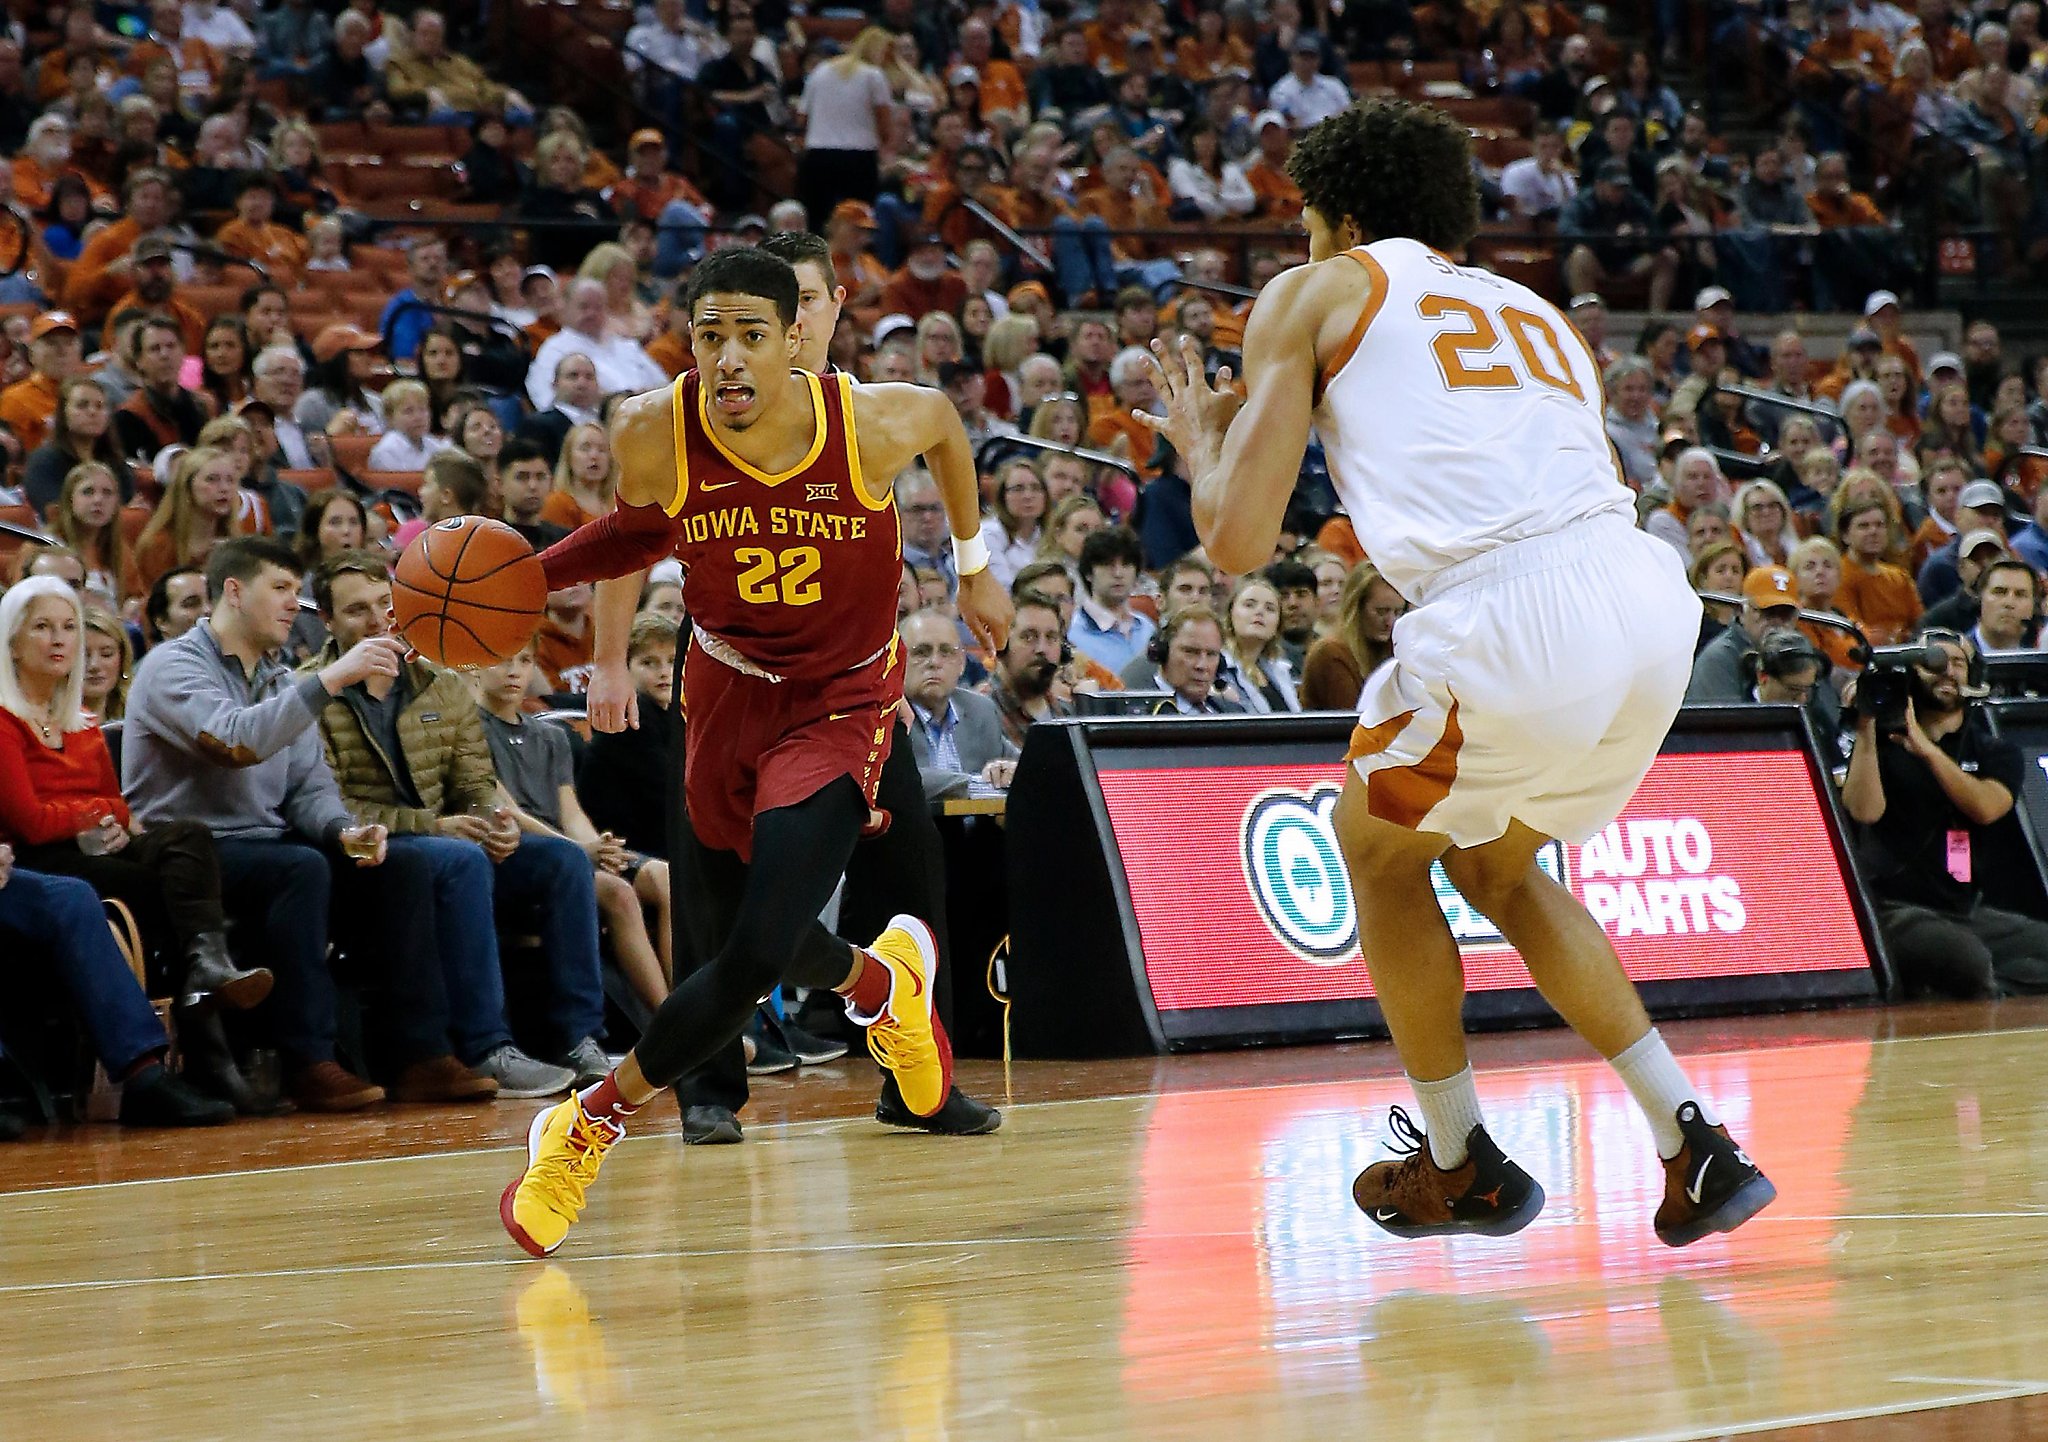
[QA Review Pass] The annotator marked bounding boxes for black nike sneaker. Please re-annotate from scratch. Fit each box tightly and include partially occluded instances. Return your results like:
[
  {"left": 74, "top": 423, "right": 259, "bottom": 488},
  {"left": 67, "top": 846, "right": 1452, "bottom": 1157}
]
[
  {"left": 1352, "top": 1107, "right": 1546, "bottom": 1239},
  {"left": 1653, "top": 1101, "right": 1777, "bottom": 1248},
  {"left": 875, "top": 1073, "right": 1002, "bottom": 1135}
]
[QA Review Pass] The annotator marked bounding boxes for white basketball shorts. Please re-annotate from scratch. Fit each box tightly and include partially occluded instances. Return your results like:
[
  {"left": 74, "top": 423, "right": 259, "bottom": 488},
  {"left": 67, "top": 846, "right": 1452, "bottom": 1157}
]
[{"left": 1346, "top": 514, "right": 1701, "bottom": 848}]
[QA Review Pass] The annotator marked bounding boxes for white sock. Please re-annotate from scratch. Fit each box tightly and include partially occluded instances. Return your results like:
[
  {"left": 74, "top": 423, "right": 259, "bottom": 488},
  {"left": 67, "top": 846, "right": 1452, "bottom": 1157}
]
[
  {"left": 1610, "top": 1029, "right": 1717, "bottom": 1159},
  {"left": 1410, "top": 1066, "right": 1484, "bottom": 1170}
]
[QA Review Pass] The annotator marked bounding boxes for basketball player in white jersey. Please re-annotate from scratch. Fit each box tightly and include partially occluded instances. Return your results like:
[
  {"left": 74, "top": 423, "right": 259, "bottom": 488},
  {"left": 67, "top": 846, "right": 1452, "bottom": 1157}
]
[{"left": 1138, "top": 99, "right": 1775, "bottom": 1247}]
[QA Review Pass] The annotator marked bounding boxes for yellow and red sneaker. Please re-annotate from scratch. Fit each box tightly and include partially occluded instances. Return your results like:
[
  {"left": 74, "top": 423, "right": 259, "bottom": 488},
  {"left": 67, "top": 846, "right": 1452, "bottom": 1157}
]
[
  {"left": 851, "top": 914, "right": 954, "bottom": 1118},
  {"left": 500, "top": 1095, "right": 624, "bottom": 1258}
]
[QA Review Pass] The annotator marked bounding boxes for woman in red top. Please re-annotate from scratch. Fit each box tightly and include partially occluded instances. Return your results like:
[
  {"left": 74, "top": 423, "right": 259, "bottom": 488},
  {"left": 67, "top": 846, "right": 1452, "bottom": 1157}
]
[{"left": 0, "top": 577, "right": 271, "bottom": 1024}]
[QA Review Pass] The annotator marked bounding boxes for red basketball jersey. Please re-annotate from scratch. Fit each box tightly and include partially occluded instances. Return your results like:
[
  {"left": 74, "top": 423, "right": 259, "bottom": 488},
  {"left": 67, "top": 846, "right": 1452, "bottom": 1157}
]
[{"left": 665, "top": 369, "right": 903, "bottom": 680}]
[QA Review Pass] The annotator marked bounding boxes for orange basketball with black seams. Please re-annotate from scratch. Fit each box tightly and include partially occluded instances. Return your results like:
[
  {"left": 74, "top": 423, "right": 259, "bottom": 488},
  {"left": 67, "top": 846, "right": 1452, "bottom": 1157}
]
[{"left": 392, "top": 516, "right": 547, "bottom": 667}]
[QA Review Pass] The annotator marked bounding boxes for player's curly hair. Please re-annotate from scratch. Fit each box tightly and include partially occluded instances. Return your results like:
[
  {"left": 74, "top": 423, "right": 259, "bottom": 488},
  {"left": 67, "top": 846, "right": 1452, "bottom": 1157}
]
[{"left": 1285, "top": 98, "right": 1480, "bottom": 253}]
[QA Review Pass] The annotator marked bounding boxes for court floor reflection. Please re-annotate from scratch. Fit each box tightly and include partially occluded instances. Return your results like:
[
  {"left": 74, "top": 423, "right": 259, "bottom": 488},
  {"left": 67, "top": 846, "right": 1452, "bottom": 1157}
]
[{"left": 4, "top": 1029, "right": 2046, "bottom": 1442}]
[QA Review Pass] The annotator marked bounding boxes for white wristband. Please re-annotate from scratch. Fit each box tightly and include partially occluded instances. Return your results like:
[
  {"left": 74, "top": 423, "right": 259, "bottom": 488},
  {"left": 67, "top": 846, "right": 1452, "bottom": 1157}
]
[{"left": 953, "top": 530, "right": 991, "bottom": 577}]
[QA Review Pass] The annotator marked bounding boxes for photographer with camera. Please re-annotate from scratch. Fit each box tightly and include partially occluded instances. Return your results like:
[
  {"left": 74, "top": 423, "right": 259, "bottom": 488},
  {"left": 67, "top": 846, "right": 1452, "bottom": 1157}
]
[{"left": 1842, "top": 629, "right": 2048, "bottom": 997}]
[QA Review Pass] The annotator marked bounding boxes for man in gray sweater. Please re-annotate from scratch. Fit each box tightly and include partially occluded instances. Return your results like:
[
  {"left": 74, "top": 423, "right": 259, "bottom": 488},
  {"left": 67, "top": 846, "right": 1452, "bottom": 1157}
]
[{"left": 124, "top": 537, "right": 503, "bottom": 1113}]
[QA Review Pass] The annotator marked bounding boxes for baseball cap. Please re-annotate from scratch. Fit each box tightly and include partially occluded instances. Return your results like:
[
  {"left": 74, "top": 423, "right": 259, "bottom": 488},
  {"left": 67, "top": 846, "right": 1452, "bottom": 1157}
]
[
  {"left": 233, "top": 396, "right": 275, "bottom": 424},
  {"left": 1695, "top": 285, "right": 1733, "bottom": 310},
  {"left": 1582, "top": 74, "right": 1613, "bottom": 97},
  {"left": 133, "top": 233, "right": 175, "bottom": 263},
  {"left": 29, "top": 311, "right": 77, "bottom": 340},
  {"left": 521, "top": 264, "right": 557, "bottom": 286},
  {"left": 1007, "top": 280, "right": 1050, "bottom": 309},
  {"left": 1687, "top": 323, "right": 1724, "bottom": 351},
  {"left": 1290, "top": 31, "right": 1320, "bottom": 52},
  {"left": 829, "top": 198, "right": 877, "bottom": 228},
  {"left": 312, "top": 323, "right": 381, "bottom": 363},
  {"left": 1847, "top": 326, "right": 1881, "bottom": 348},
  {"left": 1253, "top": 108, "right": 1289, "bottom": 133},
  {"left": 1569, "top": 292, "right": 1605, "bottom": 311},
  {"left": 629, "top": 128, "right": 665, "bottom": 150},
  {"left": 1596, "top": 159, "right": 1630, "bottom": 184},
  {"left": 935, "top": 360, "right": 976, "bottom": 387},
  {"left": 442, "top": 269, "right": 483, "bottom": 300},
  {"left": 1960, "top": 527, "right": 2009, "bottom": 557},
  {"left": 732, "top": 213, "right": 768, "bottom": 233},
  {"left": 871, "top": 313, "right": 916, "bottom": 348},
  {"left": 1959, "top": 479, "right": 2006, "bottom": 510},
  {"left": 1742, "top": 566, "right": 1799, "bottom": 610},
  {"left": 1927, "top": 350, "right": 1964, "bottom": 376},
  {"left": 1863, "top": 289, "right": 1901, "bottom": 316}
]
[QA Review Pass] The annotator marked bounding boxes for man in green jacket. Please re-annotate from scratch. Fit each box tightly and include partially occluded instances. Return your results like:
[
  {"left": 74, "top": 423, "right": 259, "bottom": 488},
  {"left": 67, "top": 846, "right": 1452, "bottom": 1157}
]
[{"left": 306, "top": 550, "right": 607, "bottom": 1095}]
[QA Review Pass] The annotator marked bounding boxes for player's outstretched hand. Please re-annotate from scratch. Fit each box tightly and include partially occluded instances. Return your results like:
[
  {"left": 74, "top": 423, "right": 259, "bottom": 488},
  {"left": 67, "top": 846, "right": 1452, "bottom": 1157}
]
[
  {"left": 586, "top": 659, "right": 639, "bottom": 734},
  {"left": 958, "top": 567, "right": 1012, "bottom": 655},
  {"left": 1136, "top": 336, "right": 1242, "bottom": 463}
]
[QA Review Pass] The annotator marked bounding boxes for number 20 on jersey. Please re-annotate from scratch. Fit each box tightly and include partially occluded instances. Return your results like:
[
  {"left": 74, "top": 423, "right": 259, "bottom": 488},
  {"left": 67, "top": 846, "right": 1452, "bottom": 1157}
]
[{"left": 1419, "top": 293, "right": 1586, "bottom": 402}]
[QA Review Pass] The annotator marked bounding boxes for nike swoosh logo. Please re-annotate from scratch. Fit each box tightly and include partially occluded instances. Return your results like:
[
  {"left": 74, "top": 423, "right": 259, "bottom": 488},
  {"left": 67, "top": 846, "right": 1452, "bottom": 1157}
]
[
  {"left": 1686, "top": 1157, "right": 1713, "bottom": 1205},
  {"left": 1372, "top": 1208, "right": 1402, "bottom": 1222},
  {"left": 700, "top": 479, "right": 738, "bottom": 492}
]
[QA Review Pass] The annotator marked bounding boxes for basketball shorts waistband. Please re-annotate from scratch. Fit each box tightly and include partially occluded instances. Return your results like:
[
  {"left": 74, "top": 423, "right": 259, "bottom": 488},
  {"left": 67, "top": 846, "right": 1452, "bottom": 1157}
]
[
  {"left": 1410, "top": 513, "right": 1643, "bottom": 608},
  {"left": 690, "top": 624, "right": 894, "bottom": 684}
]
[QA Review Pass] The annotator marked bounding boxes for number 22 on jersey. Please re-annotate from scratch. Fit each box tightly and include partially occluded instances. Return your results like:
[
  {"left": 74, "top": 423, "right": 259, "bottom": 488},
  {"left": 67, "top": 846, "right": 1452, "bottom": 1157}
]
[
  {"left": 735, "top": 546, "right": 823, "bottom": 606},
  {"left": 1418, "top": 293, "right": 1585, "bottom": 403}
]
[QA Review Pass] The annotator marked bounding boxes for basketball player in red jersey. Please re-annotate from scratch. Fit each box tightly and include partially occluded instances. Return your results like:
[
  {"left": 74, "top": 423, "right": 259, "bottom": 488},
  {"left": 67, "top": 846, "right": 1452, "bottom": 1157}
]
[{"left": 501, "top": 247, "right": 1011, "bottom": 1257}]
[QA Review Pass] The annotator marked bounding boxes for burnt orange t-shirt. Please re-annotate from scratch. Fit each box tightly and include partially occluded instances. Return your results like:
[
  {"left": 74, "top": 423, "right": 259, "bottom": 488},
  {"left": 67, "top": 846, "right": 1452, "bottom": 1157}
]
[{"left": 1837, "top": 556, "right": 1923, "bottom": 645}]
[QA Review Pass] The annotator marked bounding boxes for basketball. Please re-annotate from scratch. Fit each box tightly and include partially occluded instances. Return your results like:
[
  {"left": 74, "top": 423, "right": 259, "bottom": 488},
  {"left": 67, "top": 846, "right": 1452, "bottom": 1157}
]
[{"left": 391, "top": 515, "right": 547, "bottom": 667}]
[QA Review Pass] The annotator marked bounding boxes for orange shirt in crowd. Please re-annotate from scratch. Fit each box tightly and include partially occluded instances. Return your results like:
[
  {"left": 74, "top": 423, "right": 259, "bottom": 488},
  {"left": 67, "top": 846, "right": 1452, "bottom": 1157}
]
[
  {"left": 11, "top": 156, "right": 108, "bottom": 211},
  {"left": 1084, "top": 17, "right": 1133, "bottom": 67},
  {"left": 922, "top": 183, "right": 1020, "bottom": 255},
  {"left": 1907, "top": 515, "right": 1952, "bottom": 575},
  {"left": 1808, "top": 188, "right": 1887, "bottom": 228},
  {"left": 1315, "top": 514, "right": 1367, "bottom": 568},
  {"left": 214, "top": 218, "right": 308, "bottom": 285},
  {"left": 1088, "top": 408, "right": 1162, "bottom": 480},
  {"left": 0, "top": 710, "right": 129, "bottom": 845},
  {"left": 606, "top": 168, "right": 713, "bottom": 223},
  {"left": 538, "top": 489, "right": 603, "bottom": 532},
  {"left": 0, "top": 372, "right": 62, "bottom": 454},
  {"left": 1244, "top": 157, "right": 1304, "bottom": 219},
  {"left": 645, "top": 329, "right": 689, "bottom": 378},
  {"left": 101, "top": 293, "right": 207, "bottom": 355},
  {"left": 968, "top": 58, "right": 1028, "bottom": 115},
  {"left": 1799, "top": 27, "right": 1893, "bottom": 83},
  {"left": 1174, "top": 34, "right": 1254, "bottom": 82},
  {"left": 880, "top": 268, "right": 968, "bottom": 321},
  {"left": 1803, "top": 618, "right": 1862, "bottom": 672},
  {"left": 125, "top": 35, "right": 222, "bottom": 94},
  {"left": 64, "top": 216, "right": 141, "bottom": 322},
  {"left": 1075, "top": 182, "right": 1172, "bottom": 260},
  {"left": 533, "top": 612, "right": 595, "bottom": 693},
  {"left": 1837, "top": 555, "right": 1923, "bottom": 645}
]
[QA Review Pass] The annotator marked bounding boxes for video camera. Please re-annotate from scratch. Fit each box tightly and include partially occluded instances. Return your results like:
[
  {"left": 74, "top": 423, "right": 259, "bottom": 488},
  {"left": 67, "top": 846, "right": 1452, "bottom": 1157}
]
[{"left": 1856, "top": 634, "right": 1982, "bottom": 736}]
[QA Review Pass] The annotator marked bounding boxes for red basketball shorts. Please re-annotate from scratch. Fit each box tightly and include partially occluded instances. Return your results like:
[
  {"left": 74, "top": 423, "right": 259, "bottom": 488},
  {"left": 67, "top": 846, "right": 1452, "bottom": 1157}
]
[{"left": 681, "top": 637, "right": 905, "bottom": 861}]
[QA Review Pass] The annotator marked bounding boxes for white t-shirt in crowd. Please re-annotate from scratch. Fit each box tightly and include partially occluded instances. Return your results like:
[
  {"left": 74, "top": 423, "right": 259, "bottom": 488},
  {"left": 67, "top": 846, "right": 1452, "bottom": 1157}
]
[{"left": 801, "top": 61, "right": 891, "bottom": 152}]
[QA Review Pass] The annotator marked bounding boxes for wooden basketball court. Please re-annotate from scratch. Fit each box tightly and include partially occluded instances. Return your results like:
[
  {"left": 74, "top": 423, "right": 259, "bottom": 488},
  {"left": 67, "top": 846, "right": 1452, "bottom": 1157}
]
[{"left": 5, "top": 1002, "right": 2047, "bottom": 1441}]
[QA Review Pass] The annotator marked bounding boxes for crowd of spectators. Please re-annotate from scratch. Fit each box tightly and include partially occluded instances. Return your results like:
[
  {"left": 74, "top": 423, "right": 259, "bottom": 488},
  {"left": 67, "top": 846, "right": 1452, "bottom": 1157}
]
[{"left": 9, "top": 0, "right": 2048, "bottom": 1139}]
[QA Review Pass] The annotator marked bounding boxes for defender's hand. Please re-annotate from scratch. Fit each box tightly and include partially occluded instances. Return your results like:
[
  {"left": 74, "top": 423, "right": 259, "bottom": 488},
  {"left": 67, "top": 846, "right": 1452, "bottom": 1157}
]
[
  {"left": 586, "top": 659, "right": 639, "bottom": 733},
  {"left": 1137, "top": 336, "right": 1242, "bottom": 464},
  {"left": 957, "top": 568, "right": 1012, "bottom": 655}
]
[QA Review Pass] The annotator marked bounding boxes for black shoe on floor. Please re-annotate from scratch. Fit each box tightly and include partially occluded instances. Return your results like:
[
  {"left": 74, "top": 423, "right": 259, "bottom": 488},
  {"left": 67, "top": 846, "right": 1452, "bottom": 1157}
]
[
  {"left": 1352, "top": 1108, "right": 1545, "bottom": 1239},
  {"left": 875, "top": 1073, "right": 1002, "bottom": 1135},
  {"left": 1653, "top": 1101, "right": 1776, "bottom": 1248},
  {"left": 682, "top": 1105, "right": 744, "bottom": 1144},
  {"left": 744, "top": 1010, "right": 799, "bottom": 1075},
  {"left": 780, "top": 1018, "right": 849, "bottom": 1065},
  {"left": 119, "top": 1063, "right": 235, "bottom": 1127},
  {"left": 176, "top": 1007, "right": 294, "bottom": 1117}
]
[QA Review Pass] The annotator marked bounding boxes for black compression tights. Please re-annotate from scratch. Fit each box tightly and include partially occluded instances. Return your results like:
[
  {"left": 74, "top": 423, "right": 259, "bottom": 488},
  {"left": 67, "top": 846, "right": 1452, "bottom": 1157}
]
[{"left": 633, "top": 776, "right": 870, "bottom": 1089}]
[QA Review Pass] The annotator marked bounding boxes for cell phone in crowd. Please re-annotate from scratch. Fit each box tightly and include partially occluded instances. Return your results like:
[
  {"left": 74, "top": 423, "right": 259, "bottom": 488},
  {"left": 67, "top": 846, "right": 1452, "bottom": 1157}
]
[{"left": 76, "top": 817, "right": 117, "bottom": 857}]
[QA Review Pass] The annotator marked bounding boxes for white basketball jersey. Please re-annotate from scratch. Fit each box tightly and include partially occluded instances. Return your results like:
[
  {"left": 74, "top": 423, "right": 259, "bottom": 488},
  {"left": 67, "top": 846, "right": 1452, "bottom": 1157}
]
[{"left": 1314, "top": 237, "right": 1636, "bottom": 600}]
